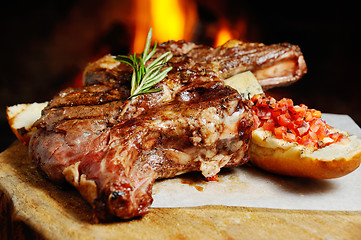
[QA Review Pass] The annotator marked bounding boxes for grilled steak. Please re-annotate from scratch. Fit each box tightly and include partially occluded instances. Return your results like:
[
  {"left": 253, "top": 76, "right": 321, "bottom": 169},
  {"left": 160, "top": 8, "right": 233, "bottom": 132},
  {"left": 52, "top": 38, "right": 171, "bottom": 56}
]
[
  {"left": 29, "top": 40, "right": 306, "bottom": 221},
  {"left": 84, "top": 40, "right": 306, "bottom": 90}
]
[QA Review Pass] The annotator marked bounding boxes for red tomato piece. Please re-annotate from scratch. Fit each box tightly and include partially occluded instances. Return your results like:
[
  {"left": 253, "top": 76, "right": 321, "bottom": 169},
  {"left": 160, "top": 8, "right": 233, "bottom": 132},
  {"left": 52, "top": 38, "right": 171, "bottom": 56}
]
[
  {"left": 274, "top": 126, "right": 287, "bottom": 139},
  {"left": 263, "top": 119, "right": 276, "bottom": 131}
]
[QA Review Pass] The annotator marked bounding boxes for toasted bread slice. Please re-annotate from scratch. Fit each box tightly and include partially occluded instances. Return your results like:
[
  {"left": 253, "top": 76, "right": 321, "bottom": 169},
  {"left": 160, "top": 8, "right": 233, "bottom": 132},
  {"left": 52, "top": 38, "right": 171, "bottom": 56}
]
[
  {"left": 224, "top": 71, "right": 361, "bottom": 179},
  {"left": 6, "top": 102, "right": 48, "bottom": 145},
  {"left": 250, "top": 128, "right": 361, "bottom": 179}
]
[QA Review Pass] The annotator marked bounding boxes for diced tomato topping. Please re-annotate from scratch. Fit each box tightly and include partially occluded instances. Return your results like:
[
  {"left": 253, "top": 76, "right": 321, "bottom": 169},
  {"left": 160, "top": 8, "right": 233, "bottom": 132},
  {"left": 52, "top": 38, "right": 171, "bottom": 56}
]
[
  {"left": 277, "top": 114, "right": 293, "bottom": 129},
  {"left": 285, "top": 130, "right": 296, "bottom": 142},
  {"left": 329, "top": 132, "right": 344, "bottom": 142},
  {"left": 274, "top": 126, "right": 287, "bottom": 139},
  {"left": 262, "top": 119, "right": 276, "bottom": 131},
  {"left": 311, "top": 109, "right": 322, "bottom": 118},
  {"left": 296, "top": 122, "right": 309, "bottom": 136},
  {"left": 251, "top": 95, "right": 346, "bottom": 149}
]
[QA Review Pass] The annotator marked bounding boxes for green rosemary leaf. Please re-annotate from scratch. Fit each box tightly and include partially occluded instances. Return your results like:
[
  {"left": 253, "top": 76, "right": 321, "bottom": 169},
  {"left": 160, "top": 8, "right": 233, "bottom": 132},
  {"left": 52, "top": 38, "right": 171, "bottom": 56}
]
[{"left": 115, "top": 28, "right": 173, "bottom": 99}]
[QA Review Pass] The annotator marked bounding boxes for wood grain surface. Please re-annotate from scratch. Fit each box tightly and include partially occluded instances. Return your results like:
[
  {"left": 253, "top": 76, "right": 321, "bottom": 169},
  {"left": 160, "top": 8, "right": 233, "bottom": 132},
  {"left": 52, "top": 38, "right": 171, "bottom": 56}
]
[{"left": 1, "top": 141, "right": 361, "bottom": 240}]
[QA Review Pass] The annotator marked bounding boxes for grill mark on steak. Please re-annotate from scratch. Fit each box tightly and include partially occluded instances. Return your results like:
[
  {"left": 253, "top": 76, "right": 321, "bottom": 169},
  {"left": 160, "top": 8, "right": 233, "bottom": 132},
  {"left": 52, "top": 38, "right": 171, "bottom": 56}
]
[
  {"left": 42, "top": 85, "right": 129, "bottom": 108},
  {"left": 34, "top": 85, "right": 128, "bottom": 132},
  {"left": 30, "top": 39, "right": 306, "bottom": 221}
]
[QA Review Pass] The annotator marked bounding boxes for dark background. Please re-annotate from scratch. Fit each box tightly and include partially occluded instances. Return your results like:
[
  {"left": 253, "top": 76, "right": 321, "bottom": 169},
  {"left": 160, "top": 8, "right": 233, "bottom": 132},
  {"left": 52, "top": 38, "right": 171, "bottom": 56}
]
[{"left": 1, "top": 0, "right": 360, "bottom": 152}]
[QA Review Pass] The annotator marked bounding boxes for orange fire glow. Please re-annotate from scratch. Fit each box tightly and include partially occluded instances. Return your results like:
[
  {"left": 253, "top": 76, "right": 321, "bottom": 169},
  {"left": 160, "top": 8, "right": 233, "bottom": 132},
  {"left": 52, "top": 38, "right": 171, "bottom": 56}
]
[
  {"left": 132, "top": 0, "right": 197, "bottom": 53},
  {"left": 214, "top": 22, "right": 234, "bottom": 47}
]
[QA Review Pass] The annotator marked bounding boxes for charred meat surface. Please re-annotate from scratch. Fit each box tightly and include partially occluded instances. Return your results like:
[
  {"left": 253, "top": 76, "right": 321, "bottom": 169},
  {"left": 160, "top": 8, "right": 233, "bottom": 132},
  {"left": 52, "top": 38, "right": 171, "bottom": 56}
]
[{"left": 30, "top": 40, "right": 306, "bottom": 220}]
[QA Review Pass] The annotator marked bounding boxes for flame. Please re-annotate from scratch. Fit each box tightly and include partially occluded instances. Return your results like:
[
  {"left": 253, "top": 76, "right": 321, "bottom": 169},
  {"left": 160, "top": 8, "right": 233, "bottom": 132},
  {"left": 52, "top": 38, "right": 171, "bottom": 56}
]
[
  {"left": 133, "top": 0, "right": 151, "bottom": 53},
  {"left": 132, "top": 0, "right": 197, "bottom": 53},
  {"left": 214, "top": 22, "right": 233, "bottom": 47},
  {"left": 214, "top": 18, "right": 249, "bottom": 47},
  {"left": 151, "top": 0, "right": 186, "bottom": 42}
]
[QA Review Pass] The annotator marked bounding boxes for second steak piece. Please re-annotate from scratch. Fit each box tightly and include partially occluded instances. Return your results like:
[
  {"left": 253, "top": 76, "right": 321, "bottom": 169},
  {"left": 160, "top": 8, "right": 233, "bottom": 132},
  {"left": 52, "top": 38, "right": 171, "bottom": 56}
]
[{"left": 84, "top": 40, "right": 307, "bottom": 90}]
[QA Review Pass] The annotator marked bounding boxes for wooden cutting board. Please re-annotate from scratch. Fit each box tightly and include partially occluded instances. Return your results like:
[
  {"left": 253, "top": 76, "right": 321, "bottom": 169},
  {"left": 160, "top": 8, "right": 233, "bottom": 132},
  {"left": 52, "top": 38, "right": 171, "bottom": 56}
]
[{"left": 1, "top": 141, "right": 361, "bottom": 240}]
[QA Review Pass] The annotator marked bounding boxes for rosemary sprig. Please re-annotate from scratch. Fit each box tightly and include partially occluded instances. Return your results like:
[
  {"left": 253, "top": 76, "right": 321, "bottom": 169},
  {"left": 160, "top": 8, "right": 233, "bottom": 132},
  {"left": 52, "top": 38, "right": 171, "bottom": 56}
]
[{"left": 116, "top": 28, "right": 173, "bottom": 99}]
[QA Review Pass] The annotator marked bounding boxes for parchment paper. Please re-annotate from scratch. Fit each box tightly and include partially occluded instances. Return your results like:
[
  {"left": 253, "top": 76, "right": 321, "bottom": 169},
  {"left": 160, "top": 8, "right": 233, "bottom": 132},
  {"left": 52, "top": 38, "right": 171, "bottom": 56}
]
[{"left": 152, "top": 113, "right": 361, "bottom": 211}]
